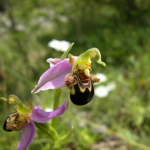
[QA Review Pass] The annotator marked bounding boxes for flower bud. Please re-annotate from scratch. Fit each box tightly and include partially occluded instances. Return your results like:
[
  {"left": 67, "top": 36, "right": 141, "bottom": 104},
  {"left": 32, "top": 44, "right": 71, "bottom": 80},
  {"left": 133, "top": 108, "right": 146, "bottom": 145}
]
[
  {"left": 8, "top": 95, "right": 22, "bottom": 105},
  {"left": 8, "top": 96, "right": 16, "bottom": 104}
]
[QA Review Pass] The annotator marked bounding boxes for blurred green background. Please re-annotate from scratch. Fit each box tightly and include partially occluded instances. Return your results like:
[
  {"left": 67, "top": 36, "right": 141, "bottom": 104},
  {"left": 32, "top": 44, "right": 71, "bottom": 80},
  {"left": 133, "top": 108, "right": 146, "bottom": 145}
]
[{"left": 0, "top": 0, "right": 150, "bottom": 149}]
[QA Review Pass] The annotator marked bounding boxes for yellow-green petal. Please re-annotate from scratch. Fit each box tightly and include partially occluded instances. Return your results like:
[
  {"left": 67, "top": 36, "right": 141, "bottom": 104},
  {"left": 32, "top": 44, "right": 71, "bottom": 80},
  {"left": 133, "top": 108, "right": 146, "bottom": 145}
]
[
  {"left": 8, "top": 95, "right": 30, "bottom": 115},
  {"left": 72, "top": 48, "right": 106, "bottom": 74}
]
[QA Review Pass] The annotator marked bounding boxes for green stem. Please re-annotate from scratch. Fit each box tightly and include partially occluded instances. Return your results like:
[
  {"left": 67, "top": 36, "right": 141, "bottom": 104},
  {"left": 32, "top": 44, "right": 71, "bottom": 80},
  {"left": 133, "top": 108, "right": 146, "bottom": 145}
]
[
  {"left": 52, "top": 89, "right": 62, "bottom": 129},
  {"left": 49, "top": 139, "right": 55, "bottom": 150}
]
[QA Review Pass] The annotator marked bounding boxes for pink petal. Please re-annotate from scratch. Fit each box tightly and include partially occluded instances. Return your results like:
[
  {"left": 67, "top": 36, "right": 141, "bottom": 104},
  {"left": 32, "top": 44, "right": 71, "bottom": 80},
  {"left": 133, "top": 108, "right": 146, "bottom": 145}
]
[
  {"left": 31, "top": 100, "right": 68, "bottom": 123},
  {"left": 17, "top": 121, "right": 36, "bottom": 150},
  {"left": 31, "top": 58, "right": 72, "bottom": 93},
  {"left": 47, "top": 58, "right": 62, "bottom": 67},
  {"left": 35, "top": 105, "right": 42, "bottom": 110}
]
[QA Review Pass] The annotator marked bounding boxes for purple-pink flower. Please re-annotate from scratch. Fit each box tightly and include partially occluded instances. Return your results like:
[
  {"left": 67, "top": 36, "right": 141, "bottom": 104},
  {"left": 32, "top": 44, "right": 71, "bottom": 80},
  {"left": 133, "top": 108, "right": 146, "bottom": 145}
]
[
  {"left": 4, "top": 98, "right": 68, "bottom": 150},
  {"left": 31, "top": 57, "right": 77, "bottom": 93},
  {"left": 31, "top": 48, "right": 106, "bottom": 96},
  {"left": 31, "top": 48, "right": 106, "bottom": 106}
]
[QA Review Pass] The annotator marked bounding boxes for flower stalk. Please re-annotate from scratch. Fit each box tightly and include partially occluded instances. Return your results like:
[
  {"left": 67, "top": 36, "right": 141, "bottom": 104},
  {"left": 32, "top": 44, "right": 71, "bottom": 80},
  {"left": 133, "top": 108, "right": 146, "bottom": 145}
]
[
  {"left": 48, "top": 43, "right": 75, "bottom": 148},
  {"left": 49, "top": 139, "right": 55, "bottom": 150},
  {"left": 52, "top": 88, "right": 62, "bottom": 129}
]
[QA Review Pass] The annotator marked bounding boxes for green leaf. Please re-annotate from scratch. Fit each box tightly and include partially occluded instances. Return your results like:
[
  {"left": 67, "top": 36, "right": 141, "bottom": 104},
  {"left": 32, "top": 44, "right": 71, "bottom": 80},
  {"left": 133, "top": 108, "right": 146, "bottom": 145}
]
[
  {"left": 35, "top": 122, "right": 58, "bottom": 141},
  {"left": 60, "top": 43, "right": 74, "bottom": 60},
  {"left": 52, "top": 88, "right": 62, "bottom": 129},
  {"left": 56, "top": 126, "right": 74, "bottom": 145},
  {"left": 53, "top": 88, "right": 62, "bottom": 100}
]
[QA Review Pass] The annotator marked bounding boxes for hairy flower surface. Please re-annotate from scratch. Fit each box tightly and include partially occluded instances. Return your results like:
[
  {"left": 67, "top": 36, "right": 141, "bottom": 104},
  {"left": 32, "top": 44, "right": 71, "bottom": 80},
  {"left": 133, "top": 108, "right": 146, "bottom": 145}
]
[{"left": 3, "top": 95, "right": 68, "bottom": 150}]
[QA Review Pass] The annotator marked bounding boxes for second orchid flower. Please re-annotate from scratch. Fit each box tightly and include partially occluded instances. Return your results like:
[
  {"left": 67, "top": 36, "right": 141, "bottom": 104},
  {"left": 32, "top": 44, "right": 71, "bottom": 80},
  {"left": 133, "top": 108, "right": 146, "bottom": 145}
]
[{"left": 3, "top": 95, "right": 68, "bottom": 150}]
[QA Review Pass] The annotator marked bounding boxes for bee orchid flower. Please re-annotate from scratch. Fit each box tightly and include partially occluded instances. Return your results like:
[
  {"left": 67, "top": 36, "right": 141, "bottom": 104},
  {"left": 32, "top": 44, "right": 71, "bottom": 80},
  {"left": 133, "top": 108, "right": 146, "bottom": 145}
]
[
  {"left": 32, "top": 46, "right": 106, "bottom": 105},
  {"left": 3, "top": 95, "right": 68, "bottom": 150},
  {"left": 65, "top": 48, "right": 106, "bottom": 105}
]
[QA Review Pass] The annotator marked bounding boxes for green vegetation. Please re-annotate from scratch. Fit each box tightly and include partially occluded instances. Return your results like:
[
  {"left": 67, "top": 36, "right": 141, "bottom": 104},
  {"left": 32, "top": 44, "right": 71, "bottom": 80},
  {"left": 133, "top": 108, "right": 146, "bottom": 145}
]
[{"left": 0, "top": 0, "right": 150, "bottom": 149}]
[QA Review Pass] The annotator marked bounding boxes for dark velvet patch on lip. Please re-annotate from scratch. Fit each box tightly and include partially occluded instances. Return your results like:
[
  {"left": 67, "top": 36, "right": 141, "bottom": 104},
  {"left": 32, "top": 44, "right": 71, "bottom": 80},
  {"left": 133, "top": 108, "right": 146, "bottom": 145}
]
[
  {"left": 70, "top": 83, "right": 94, "bottom": 105},
  {"left": 70, "top": 74, "right": 94, "bottom": 105}
]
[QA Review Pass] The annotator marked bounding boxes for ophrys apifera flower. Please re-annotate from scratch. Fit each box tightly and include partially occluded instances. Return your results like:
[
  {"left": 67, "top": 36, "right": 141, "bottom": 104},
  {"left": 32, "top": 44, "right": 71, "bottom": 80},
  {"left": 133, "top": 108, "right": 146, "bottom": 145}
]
[
  {"left": 32, "top": 46, "right": 106, "bottom": 105},
  {"left": 65, "top": 48, "right": 106, "bottom": 105},
  {"left": 3, "top": 95, "right": 68, "bottom": 150}
]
